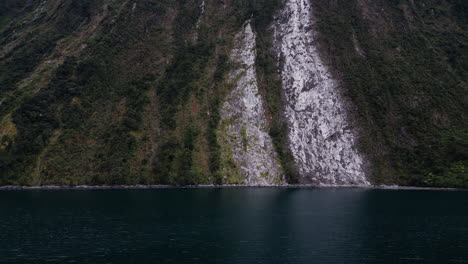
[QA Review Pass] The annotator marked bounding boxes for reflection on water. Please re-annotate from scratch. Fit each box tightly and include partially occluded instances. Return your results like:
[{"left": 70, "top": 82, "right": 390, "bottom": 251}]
[{"left": 0, "top": 188, "right": 467, "bottom": 263}]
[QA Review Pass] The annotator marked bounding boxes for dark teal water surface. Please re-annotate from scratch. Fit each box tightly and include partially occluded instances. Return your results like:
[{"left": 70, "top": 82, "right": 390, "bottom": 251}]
[{"left": 0, "top": 188, "right": 467, "bottom": 263}]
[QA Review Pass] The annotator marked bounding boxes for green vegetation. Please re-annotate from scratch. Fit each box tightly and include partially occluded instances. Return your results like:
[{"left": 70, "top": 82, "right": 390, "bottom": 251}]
[
  {"left": 0, "top": 0, "right": 466, "bottom": 187},
  {"left": 153, "top": 0, "right": 217, "bottom": 185},
  {"left": 240, "top": 125, "right": 248, "bottom": 151},
  {"left": 251, "top": 0, "right": 299, "bottom": 184},
  {"left": 0, "top": 0, "right": 171, "bottom": 185},
  {"left": 313, "top": 0, "right": 467, "bottom": 187}
]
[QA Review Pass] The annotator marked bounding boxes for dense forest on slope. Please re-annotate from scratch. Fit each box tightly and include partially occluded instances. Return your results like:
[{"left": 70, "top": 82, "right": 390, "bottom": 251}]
[
  {"left": 0, "top": 0, "right": 466, "bottom": 187},
  {"left": 313, "top": 0, "right": 467, "bottom": 187}
]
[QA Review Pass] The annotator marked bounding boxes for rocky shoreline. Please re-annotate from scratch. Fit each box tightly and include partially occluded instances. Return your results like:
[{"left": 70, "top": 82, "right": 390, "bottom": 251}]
[{"left": 0, "top": 184, "right": 466, "bottom": 191}]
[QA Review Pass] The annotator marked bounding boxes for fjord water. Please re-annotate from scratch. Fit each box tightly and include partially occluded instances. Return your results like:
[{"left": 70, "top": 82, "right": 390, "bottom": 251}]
[{"left": 1, "top": 188, "right": 467, "bottom": 263}]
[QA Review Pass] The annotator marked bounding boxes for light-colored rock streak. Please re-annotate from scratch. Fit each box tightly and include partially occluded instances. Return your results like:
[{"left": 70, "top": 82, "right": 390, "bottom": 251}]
[
  {"left": 273, "top": 0, "right": 369, "bottom": 185},
  {"left": 193, "top": 0, "right": 205, "bottom": 41},
  {"left": 219, "top": 22, "right": 284, "bottom": 185},
  {"left": 196, "top": 0, "right": 205, "bottom": 29}
]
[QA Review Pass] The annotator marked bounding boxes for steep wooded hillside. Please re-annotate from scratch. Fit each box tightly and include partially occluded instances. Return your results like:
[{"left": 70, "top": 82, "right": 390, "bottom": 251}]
[{"left": 0, "top": 0, "right": 466, "bottom": 187}]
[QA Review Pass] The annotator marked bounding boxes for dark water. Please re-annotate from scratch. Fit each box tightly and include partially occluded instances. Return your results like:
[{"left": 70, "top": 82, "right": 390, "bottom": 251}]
[{"left": 1, "top": 188, "right": 467, "bottom": 263}]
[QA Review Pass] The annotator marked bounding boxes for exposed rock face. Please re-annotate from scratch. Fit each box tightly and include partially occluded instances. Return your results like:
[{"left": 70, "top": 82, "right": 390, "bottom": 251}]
[
  {"left": 272, "top": 0, "right": 369, "bottom": 185},
  {"left": 193, "top": 0, "right": 205, "bottom": 41},
  {"left": 219, "top": 22, "right": 284, "bottom": 185}
]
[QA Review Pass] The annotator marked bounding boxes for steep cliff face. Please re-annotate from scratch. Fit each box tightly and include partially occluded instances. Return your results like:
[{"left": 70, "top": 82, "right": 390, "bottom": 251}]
[
  {"left": 0, "top": 0, "right": 466, "bottom": 187},
  {"left": 219, "top": 22, "right": 284, "bottom": 185},
  {"left": 311, "top": 0, "right": 467, "bottom": 187},
  {"left": 272, "top": 0, "right": 369, "bottom": 185}
]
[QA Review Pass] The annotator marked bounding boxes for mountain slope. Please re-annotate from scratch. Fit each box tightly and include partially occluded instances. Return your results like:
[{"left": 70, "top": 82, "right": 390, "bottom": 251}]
[{"left": 0, "top": 0, "right": 466, "bottom": 187}]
